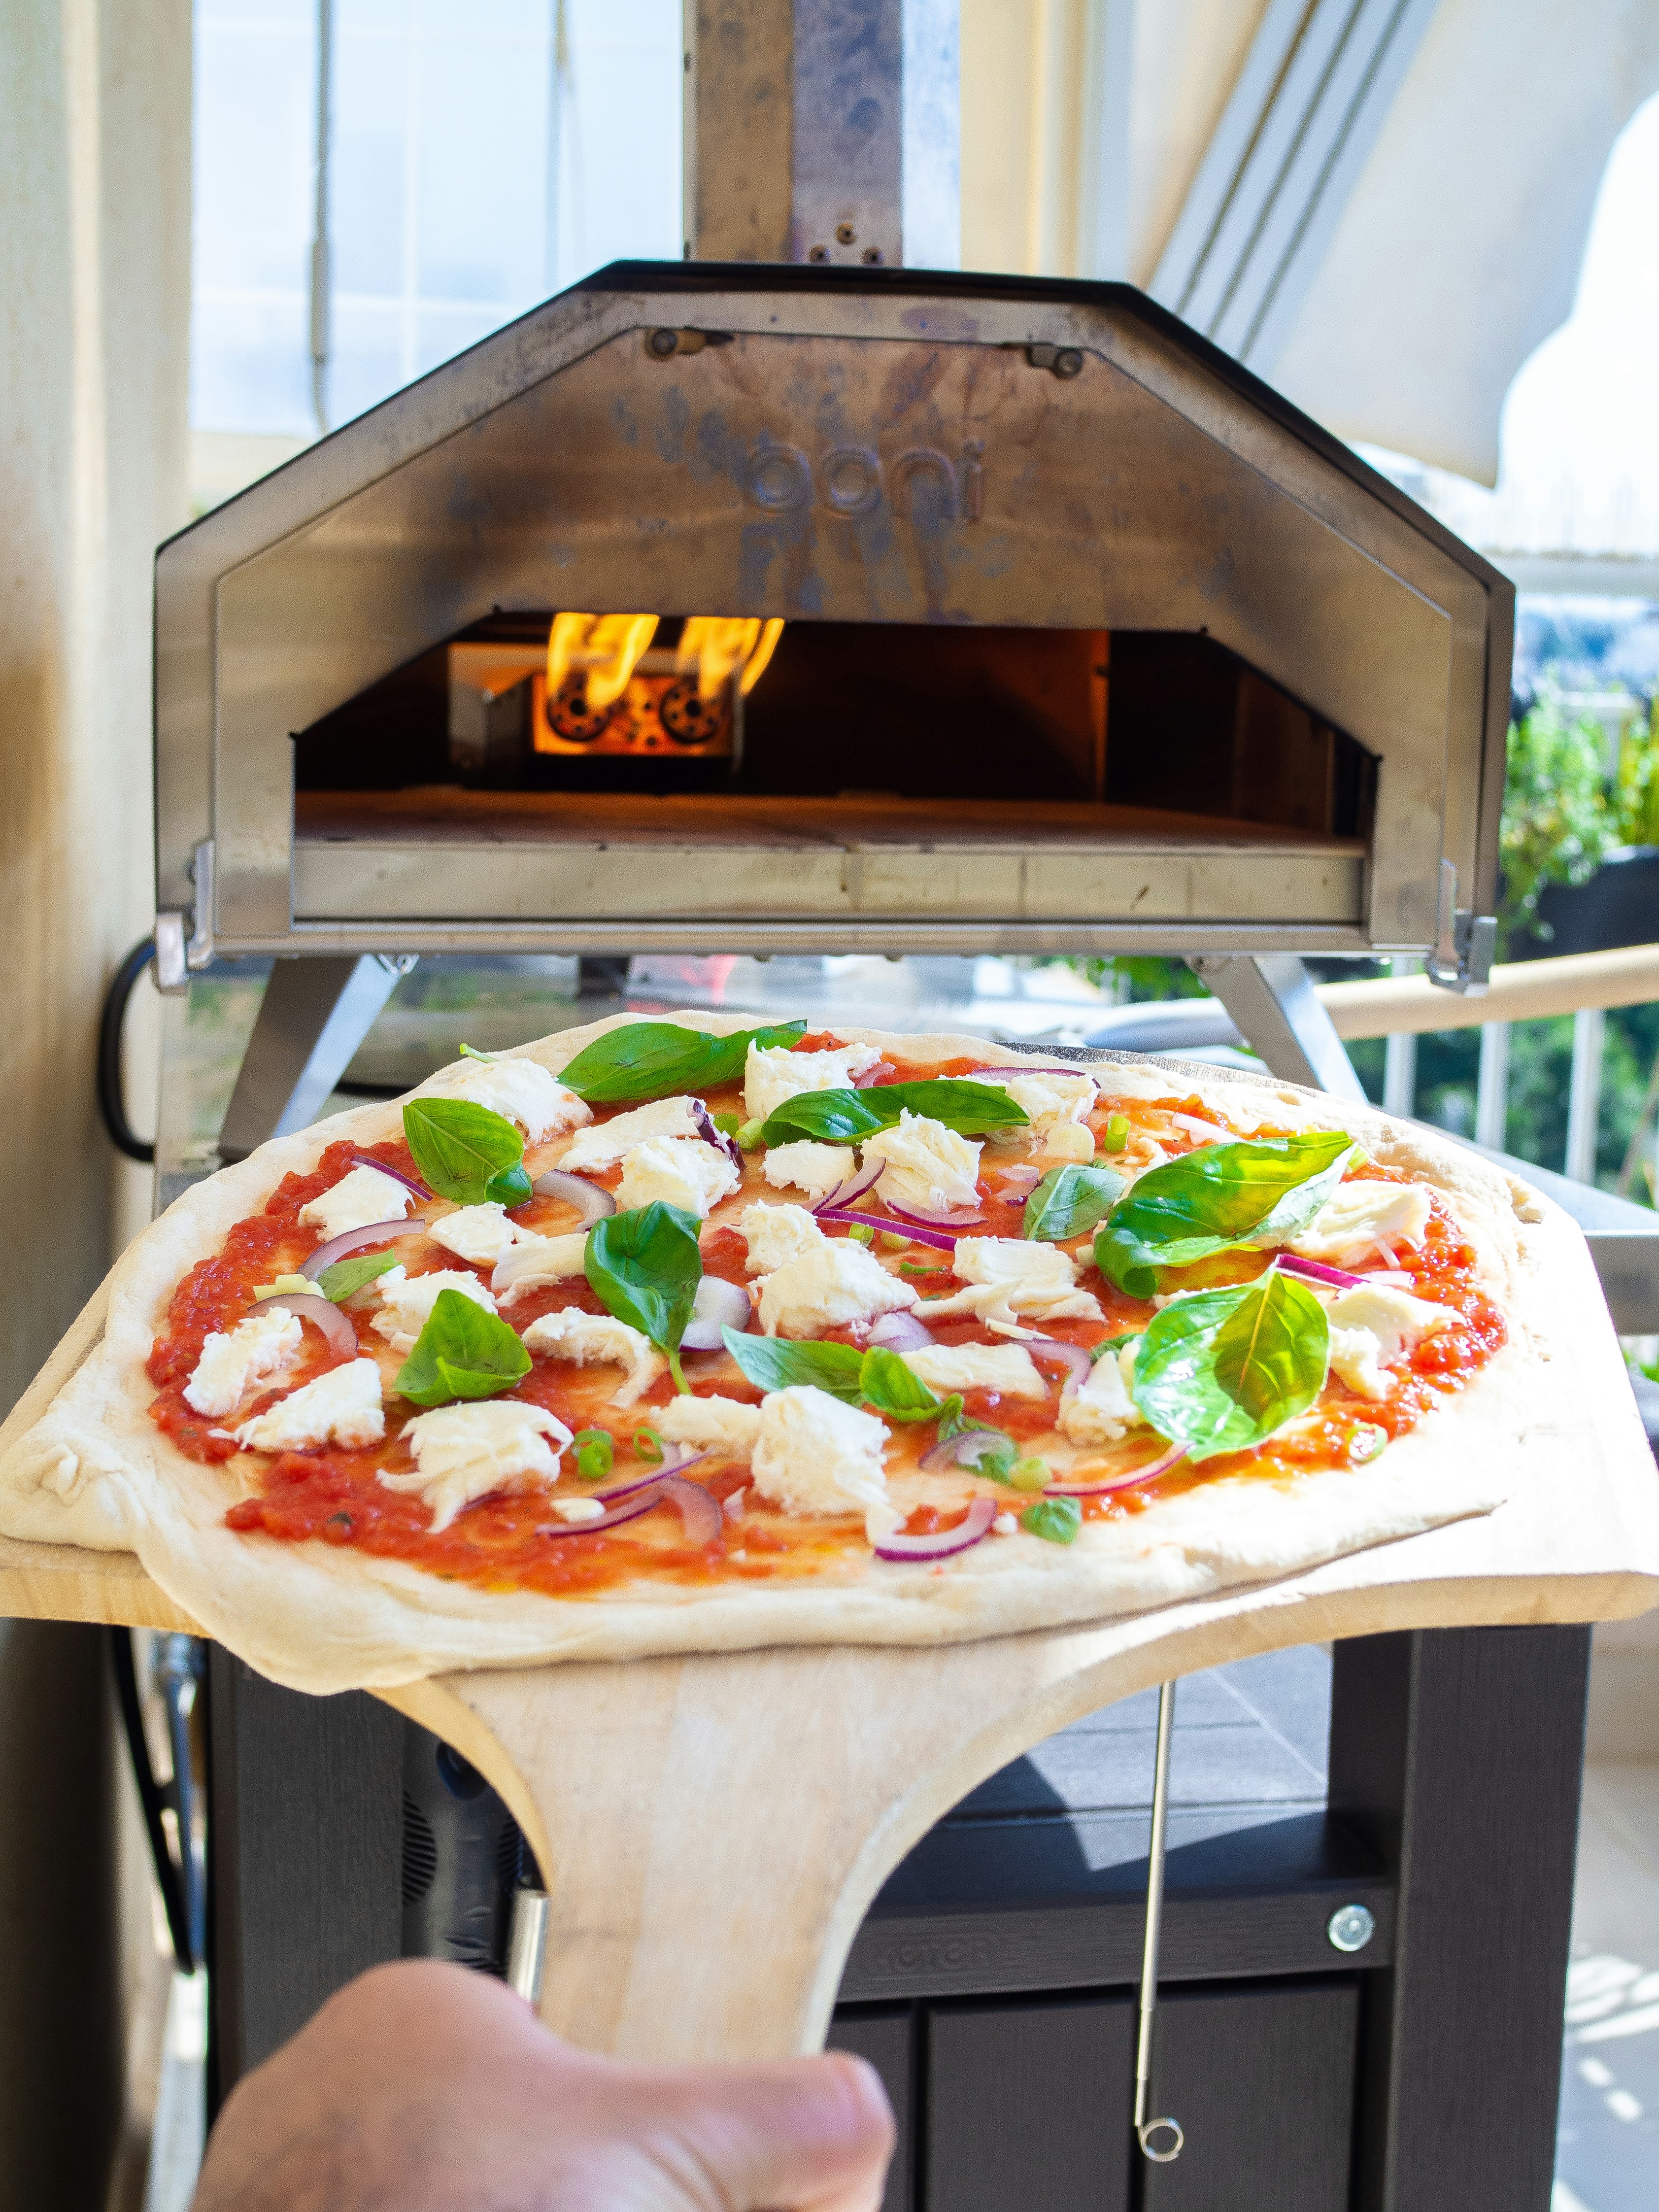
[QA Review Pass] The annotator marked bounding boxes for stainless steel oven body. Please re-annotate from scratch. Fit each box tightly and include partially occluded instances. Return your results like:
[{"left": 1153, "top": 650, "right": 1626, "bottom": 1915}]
[{"left": 153, "top": 264, "right": 1510, "bottom": 981}]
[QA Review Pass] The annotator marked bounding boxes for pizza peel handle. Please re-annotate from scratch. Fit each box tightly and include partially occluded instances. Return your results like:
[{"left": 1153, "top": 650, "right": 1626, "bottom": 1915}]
[{"left": 384, "top": 1625, "right": 1215, "bottom": 2063}]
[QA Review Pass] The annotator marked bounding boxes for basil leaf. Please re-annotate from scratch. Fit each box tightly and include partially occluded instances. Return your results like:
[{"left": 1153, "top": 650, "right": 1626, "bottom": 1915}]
[
  {"left": 697, "top": 1021, "right": 811, "bottom": 1088},
  {"left": 758, "top": 1089, "right": 889, "bottom": 1143},
  {"left": 1094, "top": 1133, "right": 1354, "bottom": 1298},
  {"left": 1021, "top": 1497, "right": 1081, "bottom": 1544},
  {"left": 1024, "top": 1163, "right": 1126, "bottom": 1243},
  {"left": 316, "top": 1250, "right": 401, "bottom": 1303},
  {"left": 760, "top": 1078, "right": 1028, "bottom": 1147},
  {"left": 485, "top": 1162, "right": 534, "bottom": 1209},
  {"left": 936, "top": 1394, "right": 996, "bottom": 1440},
  {"left": 558, "top": 1019, "right": 807, "bottom": 1105},
  {"left": 403, "top": 1097, "right": 527, "bottom": 1205},
  {"left": 719, "top": 1328, "right": 864, "bottom": 1402},
  {"left": 585, "top": 1205, "right": 704, "bottom": 1361},
  {"left": 884, "top": 1079, "right": 1029, "bottom": 1133},
  {"left": 395, "top": 1288, "right": 531, "bottom": 1408},
  {"left": 1130, "top": 1271, "right": 1329, "bottom": 1462},
  {"left": 858, "top": 1346, "right": 943, "bottom": 1423}
]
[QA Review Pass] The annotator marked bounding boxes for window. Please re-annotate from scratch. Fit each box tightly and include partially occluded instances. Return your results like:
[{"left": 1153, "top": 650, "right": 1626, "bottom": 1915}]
[{"left": 191, "top": 0, "right": 681, "bottom": 451}]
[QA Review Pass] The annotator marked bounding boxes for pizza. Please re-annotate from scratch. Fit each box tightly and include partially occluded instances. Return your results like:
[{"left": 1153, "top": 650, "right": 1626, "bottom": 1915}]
[{"left": 0, "top": 1012, "right": 1535, "bottom": 1693}]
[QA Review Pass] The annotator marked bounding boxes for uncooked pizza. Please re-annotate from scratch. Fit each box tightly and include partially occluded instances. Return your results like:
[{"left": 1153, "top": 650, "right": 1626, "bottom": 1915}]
[{"left": 0, "top": 1013, "right": 1531, "bottom": 1691}]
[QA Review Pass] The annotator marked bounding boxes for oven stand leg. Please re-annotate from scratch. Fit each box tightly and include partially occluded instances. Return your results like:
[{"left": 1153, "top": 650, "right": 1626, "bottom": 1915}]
[
  {"left": 219, "top": 954, "right": 415, "bottom": 1162},
  {"left": 1134, "top": 1679, "right": 1184, "bottom": 2163},
  {"left": 1187, "top": 954, "right": 1367, "bottom": 1102}
]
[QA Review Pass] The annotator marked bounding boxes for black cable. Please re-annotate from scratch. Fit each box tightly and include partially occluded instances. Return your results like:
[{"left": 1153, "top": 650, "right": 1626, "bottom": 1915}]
[
  {"left": 109, "top": 1626, "right": 195, "bottom": 1974},
  {"left": 98, "top": 937, "right": 157, "bottom": 1164}
]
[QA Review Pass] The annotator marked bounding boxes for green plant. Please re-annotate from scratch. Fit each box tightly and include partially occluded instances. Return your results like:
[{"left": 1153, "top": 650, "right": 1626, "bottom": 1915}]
[
  {"left": 1498, "top": 683, "right": 1619, "bottom": 948},
  {"left": 1614, "top": 697, "right": 1659, "bottom": 850}
]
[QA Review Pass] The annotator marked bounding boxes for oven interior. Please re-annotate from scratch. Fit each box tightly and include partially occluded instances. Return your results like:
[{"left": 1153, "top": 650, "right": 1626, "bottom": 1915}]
[{"left": 294, "top": 615, "right": 1378, "bottom": 842}]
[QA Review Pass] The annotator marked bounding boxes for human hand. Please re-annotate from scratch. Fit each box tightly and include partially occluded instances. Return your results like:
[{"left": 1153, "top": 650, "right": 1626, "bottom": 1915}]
[{"left": 191, "top": 1959, "right": 895, "bottom": 2212}]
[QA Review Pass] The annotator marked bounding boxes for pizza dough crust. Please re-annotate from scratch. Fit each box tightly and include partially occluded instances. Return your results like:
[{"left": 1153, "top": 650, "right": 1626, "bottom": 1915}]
[{"left": 0, "top": 1012, "right": 1540, "bottom": 1693}]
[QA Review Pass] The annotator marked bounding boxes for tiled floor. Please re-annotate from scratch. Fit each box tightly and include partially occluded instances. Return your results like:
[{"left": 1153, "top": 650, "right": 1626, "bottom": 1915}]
[{"left": 1557, "top": 1763, "right": 1659, "bottom": 2211}]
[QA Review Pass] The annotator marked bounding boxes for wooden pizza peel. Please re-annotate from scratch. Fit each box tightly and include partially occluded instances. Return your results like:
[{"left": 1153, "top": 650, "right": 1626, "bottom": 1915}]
[{"left": 4, "top": 1197, "right": 1659, "bottom": 2066}]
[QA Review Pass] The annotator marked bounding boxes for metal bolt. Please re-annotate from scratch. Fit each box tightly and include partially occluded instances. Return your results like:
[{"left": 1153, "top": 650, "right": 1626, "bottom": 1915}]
[
  {"left": 863, "top": 247, "right": 883, "bottom": 265},
  {"left": 1327, "top": 1903, "right": 1376, "bottom": 1953},
  {"left": 836, "top": 222, "right": 856, "bottom": 245},
  {"left": 808, "top": 244, "right": 829, "bottom": 263},
  {"left": 647, "top": 328, "right": 680, "bottom": 359},
  {"left": 1053, "top": 348, "right": 1084, "bottom": 379}
]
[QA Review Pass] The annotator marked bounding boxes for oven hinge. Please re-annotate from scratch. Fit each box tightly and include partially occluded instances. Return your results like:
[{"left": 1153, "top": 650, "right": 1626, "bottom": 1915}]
[
  {"left": 153, "top": 840, "right": 216, "bottom": 996},
  {"left": 1424, "top": 858, "right": 1496, "bottom": 996}
]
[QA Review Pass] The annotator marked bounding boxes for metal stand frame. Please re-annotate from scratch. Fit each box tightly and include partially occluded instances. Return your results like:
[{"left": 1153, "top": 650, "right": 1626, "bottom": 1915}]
[
  {"left": 1188, "top": 953, "right": 1368, "bottom": 1101},
  {"left": 217, "top": 954, "right": 415, "bottom": 1161}
]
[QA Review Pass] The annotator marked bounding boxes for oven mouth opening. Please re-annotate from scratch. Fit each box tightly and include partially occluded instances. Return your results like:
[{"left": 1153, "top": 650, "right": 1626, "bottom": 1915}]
[{"left": 293, "top": 614, "right": 1377, "bottom": 844}]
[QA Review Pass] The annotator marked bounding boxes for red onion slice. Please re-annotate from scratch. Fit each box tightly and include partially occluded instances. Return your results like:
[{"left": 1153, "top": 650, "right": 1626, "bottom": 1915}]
[
  {"left": 349, "top": 1153, "right": 431, "bottom": 1200},
  {"left": 595, "top": 1450, "right": 711, "bottom": 1501},
  {"left": 817, "top": 1208, "right": 957, "bottom": 1253},
  {"left": 1026, "top": 1336, "right": 1093, "bottom": 1387},
  {"left": 853, "top": 1061, "right": 896, "bottom": 1088},
  {"left": 883, "top": 1196, "right": 985, "bottom": 1230},
  {"left": 1046, "top": 1441, "right": 1187, "bottom": 1496},
  {"left": 656, "top": 1473, "right": 723, "bottom": 1546},
  {"left": 542, "top": 1459, "right": 719, "bottom": 1540},
  {"left": 537, "top": 1484, "right": 667, "bottom": 1535},
  {"left": 306, "top": 1218, "right": 428, "bottom": 1276},
  {"left": 811, "top": 1159, "right": 886, "bottom": 1215},
  {"left": 994, "top": 1164, "right": 1043, "bottom": 1197},
  {"left": 865, "top": 1311, "right": 937, "bottom": 1352},
  {"left": 532, "top": 1166, "right": 618, "bottom": 1225},
  {"left": 918, "top": 1426, "right": 1015, "bottom": 1473},
  {"left": 681, "top": 1276, "right": 753, "bottom": 1350},
  {"left": 690, "top": 1099, "right": 744, "bottom": 1174},
  {"left": 248, "top": 1293, "right": 358, "bottom": 1361},
  {"left": 875, "top": 1496, "right": 998, "bottom": 1561},
  {"left": 1273, "top": 1253, "right": 1365, "bottom": 1290},
  {"left": 967, "top": 1065, "right": 1098, "bottom": 1089}
]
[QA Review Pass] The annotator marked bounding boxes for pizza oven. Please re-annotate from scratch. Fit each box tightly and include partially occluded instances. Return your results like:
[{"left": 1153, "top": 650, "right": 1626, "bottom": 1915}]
[
  {"left": 153, "top": 262, "right": 1509, "bottom": 988},
  {"left": 148, "top": 0, "right": 1507, "bottom": 1152}
]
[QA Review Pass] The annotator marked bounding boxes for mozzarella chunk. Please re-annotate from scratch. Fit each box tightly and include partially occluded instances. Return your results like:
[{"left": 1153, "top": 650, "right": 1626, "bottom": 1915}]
[
  {"left": 900, "top": 1343, "right": 1048, "bottom": 1400},
  {"left": 1287, "top": 1180, "right": 1432, "bottom": 1266},
  {"left": 416, "top": 1056, "right": 590, "bottom": 1144},
  {"left": 520, "top": 1308, "right": 664, "bottom": 1408},
  {"left": 750, "top": 1386, "right": 890, "bottom": 1518},
  {"left": 921, "top": 1237, "right": 1103, "bottom": 1329},
  {"left": 429, "top": 1203, "right": 537, "bottom": 1268},
  {"left": 299, "top": 1165, "right": 413, "bottom": 1242},
  {"left": 1001, "top": 1071, "right": 1096, "bottom": 1130},
  {"left": 616, "top": 1137, "right": 741, "bottom": 1218},
  {"left": 492, "top": 1231, "right": 590, "bottom": 1305},
  {"left": 1324, "top": 1282, "right": 1460, "bottom": 1401},
  {"left": 234, "top": 1359, "right": 386, "bottom": 1453},
  {"left": 763, "top": 1139, "right": 855, "bottom": 1202},
  {"left": 741, "top": 1201, "right": 827, "bottom": 1276},
  {"left": 371, "top": 1269, "right": 497, "bottom": 1358},
  {"left": 656, "top": 1395, "right": 764, "bottom": 1457},
  {"left": 1057, "top": 1342, "right": 1145, "bottom": 1446},
  {"left": 561, "top": 1096, "right": 701, "bottom": 1171},
  {"left": 743, "top": 1041, "right": 883, "bottom": 1123},
  {"left": 758, "top": 1240, "right": 918, "bottom": 1339},
  {"left": 382, "top": 1401, "right": 569, "bottom": 1533},
  {"left": 1040, "top": 1121, "right": 1097, "bottom": 1165},
  {"left": 183, "top": 1309, "right": 304, "bottom": 1417},
  {"left": 860, "top": 1112, "right": 982, "bottom": 1215}
]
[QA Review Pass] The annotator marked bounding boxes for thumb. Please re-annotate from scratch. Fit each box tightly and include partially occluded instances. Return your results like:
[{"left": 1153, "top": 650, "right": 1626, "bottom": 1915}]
[{"left": 618, "top": 2050, "right": 897, "bottom": 2212}]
